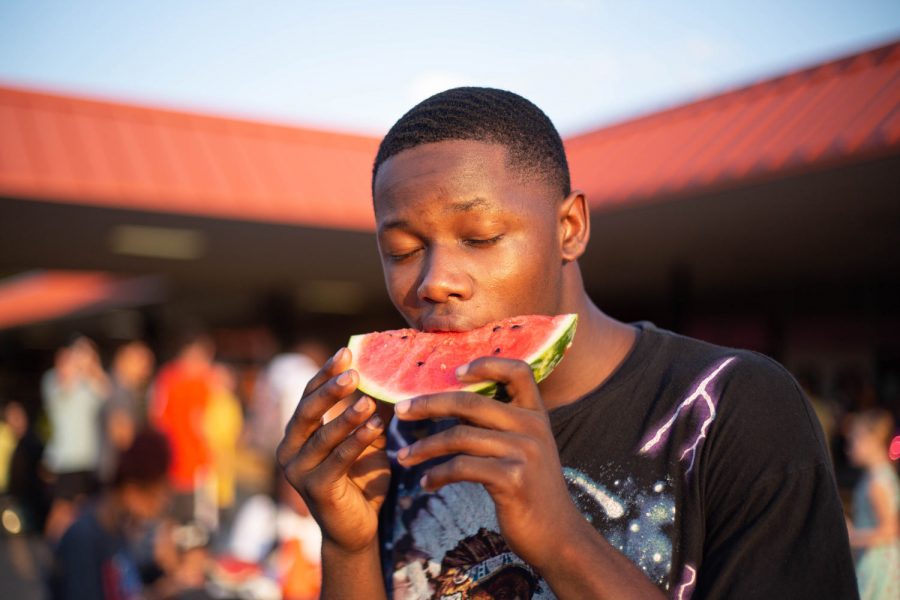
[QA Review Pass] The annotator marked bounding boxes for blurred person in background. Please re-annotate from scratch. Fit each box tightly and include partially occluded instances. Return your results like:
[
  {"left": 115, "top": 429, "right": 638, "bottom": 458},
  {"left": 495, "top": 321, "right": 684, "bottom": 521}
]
[
  {"left": 273, "top": 474, "right": 322, "bottom": 600},
  {"left": 203, "top": 363, "right": 243, "bottom": 528},
  {"left": 0, "top": 403, "right": 15, "bottom": 492},
  {"left": 227, "top": 472, "right": 321, "bottom": 600},
  {"left": 2, "top": 400, "right": 49, "bottom": 533},
  {"left": 42, "top": 335, "right": 110, "bottom": 541},
  {"left": 51, "top": 429, "right": 172, "bottom": 600},
  {"left": 98, "top": 340, "right": 156, "bottom": 484},
  {"left": 796, "top": 368, "right": 839, "bottom": 461},
  {"left": 250, "top": 336, "right": 329, "bottom": 459},
  {"left": 846, "top": 409, "right": 900, "bottom": 599},
  {"left": 150, "top": 331, "right": 215, "bottom": 524},
  {"left": 152, "top": 520, "right": 216, "bottom": 600}
]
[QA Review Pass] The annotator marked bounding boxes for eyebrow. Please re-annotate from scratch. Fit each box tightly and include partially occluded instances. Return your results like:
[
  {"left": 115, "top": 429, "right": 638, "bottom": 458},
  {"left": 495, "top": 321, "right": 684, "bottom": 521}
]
[
  {"left": 378, "top": 197, "right": 493, "bottom": 233},
  {"left": 379, "top": 218, "right": 408, "bottom": 232},
  {"left": 449, "top": 196, "right": 490, "bottom": 213}
]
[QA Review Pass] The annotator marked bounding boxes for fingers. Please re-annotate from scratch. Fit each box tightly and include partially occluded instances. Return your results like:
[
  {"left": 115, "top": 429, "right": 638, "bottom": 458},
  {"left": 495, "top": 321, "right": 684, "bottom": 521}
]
[
  {"left": 394, "top": 388, "right": 547, "bottom": 436},
  {"left": 396, "top": 425, "right": 523, "bottom": 467},
  {"left": 319, "top": 412, "right": 385, "bottom": 473},
  {"left": 292, "top": 396, "right": 378, "bottom": 471},
  {"left": 419, "top": 455, "right": 515, "bottom": 493},
  {"left": 281, "top": 409, "right": 385, "bottom": 504},
  {"left": 394, "top": 391, "right": 526, "bottom": 431},
  {"left": 277, "top": 347, "right": 357, "bottom": 467},
  {"left": 455, "top": 357, "right": 543, "bottom": 411}
]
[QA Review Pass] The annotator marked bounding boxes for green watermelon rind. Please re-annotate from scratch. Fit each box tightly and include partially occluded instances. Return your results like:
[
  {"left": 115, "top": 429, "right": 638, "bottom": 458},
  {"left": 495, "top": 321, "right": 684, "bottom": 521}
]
[{"left": 347, "top": 313, "right": 578, "bottom": 404}]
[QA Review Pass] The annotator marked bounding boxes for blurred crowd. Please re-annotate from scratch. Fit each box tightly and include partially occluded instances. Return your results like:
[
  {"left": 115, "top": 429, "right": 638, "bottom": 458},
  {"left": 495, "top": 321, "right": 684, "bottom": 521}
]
[
  {"left": 0, "top": 330, "right": 898, "bottom": 599},
  {"left": 0, "top": 329, "right": 332, "bottom": 600}
]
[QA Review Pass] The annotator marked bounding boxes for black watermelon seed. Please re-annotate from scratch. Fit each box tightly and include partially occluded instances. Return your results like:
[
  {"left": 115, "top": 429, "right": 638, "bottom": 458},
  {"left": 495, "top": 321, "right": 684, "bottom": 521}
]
[
  {"left": 401, "top": 335, "right": 408, "bottom": 340},
  {"left": 416, "top": 361, "right": 425, "bottom": 367},
  {"left": 511, "top": 324, "right": 522, "bottom": 329},
  {"left": 493, "top": 348, "right": 501, "bottom": 354},
  {"left": 492, "top": 326, "right": 502, "bottom": 332}
]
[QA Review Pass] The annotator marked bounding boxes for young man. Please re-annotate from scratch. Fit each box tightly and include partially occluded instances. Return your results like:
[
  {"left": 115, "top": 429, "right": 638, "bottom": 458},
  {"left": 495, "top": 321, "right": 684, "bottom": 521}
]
[
  {"left": 52, "top": 429, "right": 172, "bottom": 600},
  {"left": 278, "top": 88, "right": 858, "bottom": 599}
]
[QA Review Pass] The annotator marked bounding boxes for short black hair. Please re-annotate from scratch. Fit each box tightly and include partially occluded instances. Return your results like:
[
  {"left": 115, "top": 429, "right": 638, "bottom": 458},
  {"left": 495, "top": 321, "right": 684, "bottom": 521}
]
[{"left": 373, "top": 87, "right": 571, "bottom": 198}]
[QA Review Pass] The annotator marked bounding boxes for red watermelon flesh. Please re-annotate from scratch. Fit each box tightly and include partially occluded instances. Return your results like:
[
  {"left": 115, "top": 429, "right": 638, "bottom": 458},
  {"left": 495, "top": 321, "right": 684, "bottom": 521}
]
[{"left": 347, "top": 314, "right": 577, "bottom": 403}]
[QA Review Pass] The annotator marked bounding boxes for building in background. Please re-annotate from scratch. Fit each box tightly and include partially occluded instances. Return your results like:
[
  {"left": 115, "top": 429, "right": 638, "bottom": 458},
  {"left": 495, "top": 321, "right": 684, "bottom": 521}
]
[{"left": 1, "top": 40, "right": 898, "bottom": 430}]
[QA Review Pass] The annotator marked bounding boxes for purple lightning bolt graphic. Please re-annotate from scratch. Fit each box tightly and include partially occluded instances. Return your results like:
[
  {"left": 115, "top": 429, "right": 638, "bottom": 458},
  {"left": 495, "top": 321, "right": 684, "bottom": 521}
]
[
  {"left": 639, "top": 357, "right": 736, "bottom": 474},
  {"left": 675, "top": 564, "right": 697, "bottom": 600}
]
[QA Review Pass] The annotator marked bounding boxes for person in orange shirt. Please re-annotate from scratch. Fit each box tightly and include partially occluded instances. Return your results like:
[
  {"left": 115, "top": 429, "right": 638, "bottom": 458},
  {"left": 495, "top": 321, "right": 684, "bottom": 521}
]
[{"left": 150, "top": 331, "right": 215, "bottom": 523}]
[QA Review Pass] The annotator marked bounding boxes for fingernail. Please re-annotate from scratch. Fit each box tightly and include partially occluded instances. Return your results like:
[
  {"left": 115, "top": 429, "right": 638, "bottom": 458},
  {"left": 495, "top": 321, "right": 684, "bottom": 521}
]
[
  {"left": 337, "top": 371, "right": 353, "bottom": 386},
  {"left": 396, "top": 399, "right": 411, "bottom": 415},
  {"left": 397, "top": 446, "right": 409, "bottom": 460},
  {"left": 455, "top": 364, "right": 469, "bottom": 378},
  {"left": 366, "top": 414, "right": 382, "bottom": 430},
  {"left": 419, "top": 474, "right": 429, "bottom": 490},
  {"left": 332, "top": 348, "right": 345, "bottom": 363},
  {"left": 354, "top": 396, "right": 370, "bottom": 412}
]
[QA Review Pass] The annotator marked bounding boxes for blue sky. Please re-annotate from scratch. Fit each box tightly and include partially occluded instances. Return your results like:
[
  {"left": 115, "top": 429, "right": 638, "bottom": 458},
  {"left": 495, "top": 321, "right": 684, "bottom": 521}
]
[{"left": 1, "top": 1, "right": 898, "bottom": 135}]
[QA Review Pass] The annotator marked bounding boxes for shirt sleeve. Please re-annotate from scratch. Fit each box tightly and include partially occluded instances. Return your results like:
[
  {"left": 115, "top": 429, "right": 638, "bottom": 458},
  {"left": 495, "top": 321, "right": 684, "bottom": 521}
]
[{"left": 693, "top": 352, "right": 859, "bottom": 600}]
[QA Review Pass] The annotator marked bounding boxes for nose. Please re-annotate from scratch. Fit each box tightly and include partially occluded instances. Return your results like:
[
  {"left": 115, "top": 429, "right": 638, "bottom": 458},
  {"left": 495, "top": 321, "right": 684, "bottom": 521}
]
[{"left": 416, "top": 247, "right": 472, "bottom": 304}]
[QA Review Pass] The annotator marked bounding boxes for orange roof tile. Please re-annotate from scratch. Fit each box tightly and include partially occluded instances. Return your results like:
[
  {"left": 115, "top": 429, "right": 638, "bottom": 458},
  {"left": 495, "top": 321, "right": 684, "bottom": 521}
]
[
  {"left": 1, "top": 40, "right": 897, "bottom": 228},
  {"left": 0, "top": 86, "right": 381, "bottom": 230},
  {"left": 566, "top": 40, "right": 900, "bottom": 210}
]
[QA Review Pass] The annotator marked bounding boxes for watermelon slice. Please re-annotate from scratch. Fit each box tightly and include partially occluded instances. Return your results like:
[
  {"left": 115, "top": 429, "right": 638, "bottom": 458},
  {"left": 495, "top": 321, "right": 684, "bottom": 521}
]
[{"left": 347, "top": 314, "right": 577, "bottom": 404}]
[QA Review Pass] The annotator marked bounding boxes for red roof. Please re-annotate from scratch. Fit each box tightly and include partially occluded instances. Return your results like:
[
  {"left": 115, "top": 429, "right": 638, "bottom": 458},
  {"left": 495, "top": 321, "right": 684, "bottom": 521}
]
[
  {"left": 566, "top": 40, "right": 900, "bottom": 209},
  {"left": 0, "top": 271, "right": 159, "bottom": 329},
  {"left": 0, "top": 86, "right": 381, "bottom": 230},
  {"left": 0, "top": 40, "right": 897, "bottom": 228}
]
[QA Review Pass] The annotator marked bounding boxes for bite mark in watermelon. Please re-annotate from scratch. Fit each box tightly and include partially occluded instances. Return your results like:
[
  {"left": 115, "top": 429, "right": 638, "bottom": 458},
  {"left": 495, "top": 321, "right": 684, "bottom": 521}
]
[{"left": 347, "top": 314, "right": 577, "bottom": 404}]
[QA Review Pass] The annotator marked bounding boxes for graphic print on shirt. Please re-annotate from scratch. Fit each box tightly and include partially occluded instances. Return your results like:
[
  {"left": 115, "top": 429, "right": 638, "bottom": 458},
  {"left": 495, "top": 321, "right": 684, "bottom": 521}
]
[
  {"left": 387, "top": 356, "right": 737, "bottom": 599},
  {"left": 564, "top": 467, "right": 677, "bottom": 588},
  {"left": 389, "top": 481, "right": 544, "bottom": 599},
  {"left": 674, "top": 564, "right": 698, "bottom": 600},
  {"left": 639, "top": 357, "right": 736, "bottom": 476}
]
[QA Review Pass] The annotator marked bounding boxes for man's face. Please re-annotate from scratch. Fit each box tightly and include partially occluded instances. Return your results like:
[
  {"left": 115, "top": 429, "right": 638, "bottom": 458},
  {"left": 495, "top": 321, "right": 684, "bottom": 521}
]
[
  {"left": 122, "top": 479, "right": 171, "bottom": 522},
  {"left": 374, "top": 140, "right": 565, "bottom": 332}
]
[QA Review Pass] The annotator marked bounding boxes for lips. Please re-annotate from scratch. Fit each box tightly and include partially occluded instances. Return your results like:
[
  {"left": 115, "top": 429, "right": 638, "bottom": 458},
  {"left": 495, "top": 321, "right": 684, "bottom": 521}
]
[{"left": 420, "top": 315, "right": 480, "bottom": 333}]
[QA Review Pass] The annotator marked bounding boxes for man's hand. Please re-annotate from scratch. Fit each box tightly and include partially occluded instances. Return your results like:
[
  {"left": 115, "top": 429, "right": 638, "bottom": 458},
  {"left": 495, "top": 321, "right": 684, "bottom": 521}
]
[
  {"left": 393, "top": 356, "right": 579, "bottom": 570},
  {"left": 277, "top": 347, "right": 391, "bottom": 554}
]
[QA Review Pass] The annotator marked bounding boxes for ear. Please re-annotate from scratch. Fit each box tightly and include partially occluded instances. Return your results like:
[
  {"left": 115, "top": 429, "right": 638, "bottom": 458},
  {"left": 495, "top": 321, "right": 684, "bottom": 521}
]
[{"left": 558, "top": 190, "right": 590, "bottom": 263}]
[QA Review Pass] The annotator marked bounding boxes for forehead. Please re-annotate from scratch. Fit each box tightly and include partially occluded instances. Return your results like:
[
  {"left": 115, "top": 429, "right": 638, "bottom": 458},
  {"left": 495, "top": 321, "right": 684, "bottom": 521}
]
[{"left": 373, "top": 140, "right": 548, "bottom": 224}]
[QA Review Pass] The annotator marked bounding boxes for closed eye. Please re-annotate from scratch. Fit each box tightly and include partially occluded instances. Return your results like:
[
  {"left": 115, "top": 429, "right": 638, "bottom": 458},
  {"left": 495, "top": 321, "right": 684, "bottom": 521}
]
[
  {"left": 386, "top": 248, "right": 422, "bottom": 262},
  {"left": 463, "top": 234, "right": 504, "bottom": 247}
]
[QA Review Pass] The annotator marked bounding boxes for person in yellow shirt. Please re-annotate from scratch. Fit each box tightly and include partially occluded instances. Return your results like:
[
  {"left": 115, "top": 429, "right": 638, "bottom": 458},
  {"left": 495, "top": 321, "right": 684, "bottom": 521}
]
[{"left": 203, "top": 363, "right": 243, "bottom": 520}]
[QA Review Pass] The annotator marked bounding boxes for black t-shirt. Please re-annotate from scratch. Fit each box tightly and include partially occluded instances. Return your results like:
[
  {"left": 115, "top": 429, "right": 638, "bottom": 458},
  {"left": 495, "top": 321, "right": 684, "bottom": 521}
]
[{"left": 379, "top": 322, "right": 858, "bottom": 599}]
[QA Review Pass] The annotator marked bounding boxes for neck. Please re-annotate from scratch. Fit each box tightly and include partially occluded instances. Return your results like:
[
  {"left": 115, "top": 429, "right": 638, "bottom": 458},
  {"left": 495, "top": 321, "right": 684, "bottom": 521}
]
[{"left": 539, "top": 289, "right": 636, "bottom": 411}]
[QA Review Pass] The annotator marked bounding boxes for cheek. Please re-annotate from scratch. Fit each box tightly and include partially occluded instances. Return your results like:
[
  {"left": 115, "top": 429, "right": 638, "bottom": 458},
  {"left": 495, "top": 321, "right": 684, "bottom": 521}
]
[
  {"left": 847, "top": 437, "right": 868, "bottom": 461},
  {"left": 489, "top": 238, "right": 561, "bottom": 305},
  {"left": 861, "top": 438, "right": 879, "bottom": 457},
  {"left": 383, "top": 263, "right": 417, "bottom": 305}
]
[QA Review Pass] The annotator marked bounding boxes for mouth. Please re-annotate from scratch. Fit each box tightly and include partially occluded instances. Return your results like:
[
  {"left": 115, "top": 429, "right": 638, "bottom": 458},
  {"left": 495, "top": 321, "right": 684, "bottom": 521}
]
[{"left": 420, "top": 315, "right": 480, "bottom": 333}]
